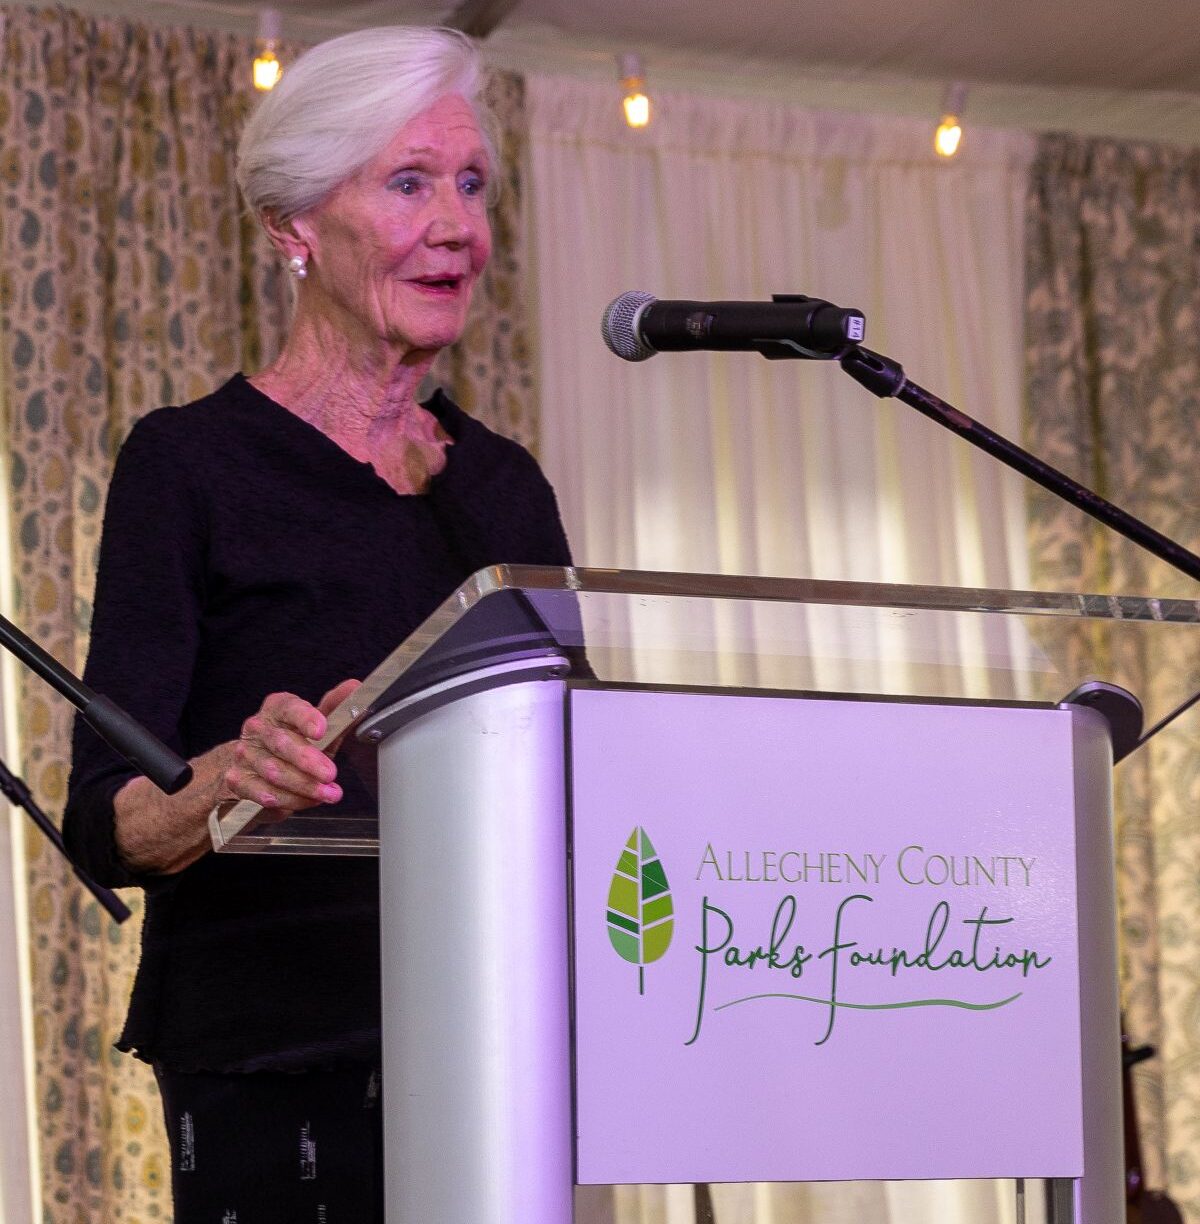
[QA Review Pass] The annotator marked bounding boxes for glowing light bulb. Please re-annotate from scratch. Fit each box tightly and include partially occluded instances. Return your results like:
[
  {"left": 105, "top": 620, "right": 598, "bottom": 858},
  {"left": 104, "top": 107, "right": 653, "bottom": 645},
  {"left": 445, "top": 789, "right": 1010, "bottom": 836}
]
[
  {"left": 934, "top": 115, "right": 962, "bottom": 158},
  {"left": 617, "top": 53, "right": 651, "bottom": 129},
  {"left": 253, "top": 49, "right": 282, "bottom": 91},
  {"left": 933, "top": 82, "right": 967, "bottom": 159},
  {"left": 253, "top": 8, "right": 283, "bottom": 91},
  {"left": 623, "top": 90, "right": 650, "bottom": 128}
]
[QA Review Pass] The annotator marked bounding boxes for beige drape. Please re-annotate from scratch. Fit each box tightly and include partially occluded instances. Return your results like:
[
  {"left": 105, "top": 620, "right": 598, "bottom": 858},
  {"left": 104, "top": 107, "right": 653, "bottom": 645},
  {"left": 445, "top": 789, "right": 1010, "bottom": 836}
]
[
  {"left": 1025, "top": 133, "right": 1200, "bottom": 1222},
  {"left": 0, "top": 6, "right": 535, "bottom": 1218},
  {"left": 0, "top": 9, "right": 288, "bottom": 1217}
]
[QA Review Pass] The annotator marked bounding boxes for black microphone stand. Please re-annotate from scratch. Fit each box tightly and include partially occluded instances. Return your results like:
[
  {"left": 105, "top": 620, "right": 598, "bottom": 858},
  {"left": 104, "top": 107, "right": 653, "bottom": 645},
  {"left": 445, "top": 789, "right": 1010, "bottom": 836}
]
[
  {"left": 0, "top": 755, "right": 130, "bottom": 923},
  {"left": 837, "top": 345, "right": 1200, "bottom": 585},
  {"left": 835, "top": 344, "right": 1200, "bottom": 1224},
  {"left": 628, "top": 314, "right": 1199, "bottom": 1224},
  {"left": 0, "top": 610, "right": 192, "bottom": 793},
  {"left": 0, "top": 607, "right": 191, "bottom": 926}
]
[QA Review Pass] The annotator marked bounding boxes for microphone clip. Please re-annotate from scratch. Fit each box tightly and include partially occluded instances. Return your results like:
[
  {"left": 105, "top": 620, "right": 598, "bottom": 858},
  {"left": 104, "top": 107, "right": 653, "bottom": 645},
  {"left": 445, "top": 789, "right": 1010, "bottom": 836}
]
[{"left": 757, "top": 295, "right": 865, "bottom": 361}]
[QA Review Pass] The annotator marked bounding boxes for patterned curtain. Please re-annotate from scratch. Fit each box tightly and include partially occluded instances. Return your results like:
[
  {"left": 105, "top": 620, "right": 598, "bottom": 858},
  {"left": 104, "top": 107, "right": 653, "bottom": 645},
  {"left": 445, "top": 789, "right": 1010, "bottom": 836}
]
[
  {"left": 431, "top": 69, "right": 538, "bottom": 452},
  {"left": 1025, "top": 133, "right": 1200, "bottom": 1220},
  {"left": 0, "top": 6, "right": 535, "bottom": 1218},
  {"left": 0, "top": 6, "right": 289, "bottom": 1217}
]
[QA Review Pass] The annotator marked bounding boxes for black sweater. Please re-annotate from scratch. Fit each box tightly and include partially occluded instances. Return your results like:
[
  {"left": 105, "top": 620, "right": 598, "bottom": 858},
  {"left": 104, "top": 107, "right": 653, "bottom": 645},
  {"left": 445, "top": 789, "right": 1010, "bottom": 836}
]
[{"left": 63, "top": 374, "right": 572, "bottom": 1071}]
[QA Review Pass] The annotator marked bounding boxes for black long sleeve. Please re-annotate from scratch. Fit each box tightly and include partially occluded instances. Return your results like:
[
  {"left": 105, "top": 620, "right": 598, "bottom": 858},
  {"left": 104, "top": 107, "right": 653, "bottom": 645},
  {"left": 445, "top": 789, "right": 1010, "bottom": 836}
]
[
  {"left": 64, "top": 413, "right": 207, "bottom": 889},
  {"left": 64, "top": 374, "right": 572, "bottom": 1071}
]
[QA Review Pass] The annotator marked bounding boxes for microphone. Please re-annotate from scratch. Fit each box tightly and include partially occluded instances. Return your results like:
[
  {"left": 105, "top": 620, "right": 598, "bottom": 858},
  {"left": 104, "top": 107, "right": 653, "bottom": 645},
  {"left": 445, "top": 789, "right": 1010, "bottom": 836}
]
[{"left": 602, "top": 291, "right": 866, "bottom": 362}]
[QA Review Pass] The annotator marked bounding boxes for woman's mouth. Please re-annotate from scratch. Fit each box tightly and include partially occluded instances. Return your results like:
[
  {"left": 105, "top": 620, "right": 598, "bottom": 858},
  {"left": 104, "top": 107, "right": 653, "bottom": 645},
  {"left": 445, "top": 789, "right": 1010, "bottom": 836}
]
[{"left": 410, "top": 274, "right": 464, "bottom": 295}]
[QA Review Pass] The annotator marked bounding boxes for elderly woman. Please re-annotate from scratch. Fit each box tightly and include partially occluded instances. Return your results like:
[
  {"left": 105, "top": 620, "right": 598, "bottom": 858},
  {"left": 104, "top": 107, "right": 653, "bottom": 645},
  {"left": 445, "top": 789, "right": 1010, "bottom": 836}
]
[{"left": 63, "top": 26, "right": 571, "bottom": 1222}]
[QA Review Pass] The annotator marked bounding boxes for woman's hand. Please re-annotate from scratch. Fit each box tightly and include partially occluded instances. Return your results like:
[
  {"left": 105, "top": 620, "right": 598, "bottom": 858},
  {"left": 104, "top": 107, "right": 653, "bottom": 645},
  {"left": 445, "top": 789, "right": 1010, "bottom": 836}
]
[
  {"left": 225, "top": 679, "right": 361, "bottom": 818},
  {"left": 112, "top": 678, "right": 362, "bottom": 875}
]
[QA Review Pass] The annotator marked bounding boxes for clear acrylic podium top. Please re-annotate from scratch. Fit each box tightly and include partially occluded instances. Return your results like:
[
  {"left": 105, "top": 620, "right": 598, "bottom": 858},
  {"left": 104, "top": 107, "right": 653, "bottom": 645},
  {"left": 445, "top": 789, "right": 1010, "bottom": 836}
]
[{"left": 210, "top": 563, "right": 1200, "bottom": 856}]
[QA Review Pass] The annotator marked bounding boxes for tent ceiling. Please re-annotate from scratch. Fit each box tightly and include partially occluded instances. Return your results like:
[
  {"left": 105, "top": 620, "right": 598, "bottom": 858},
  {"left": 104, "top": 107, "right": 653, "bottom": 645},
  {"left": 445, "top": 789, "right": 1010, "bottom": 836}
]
[
  {"left": 45, "top": 0, "right": 1200, "bottom": 141},
  {"left": 518, "top": 0, "right": 1200, "bottom": 94},
  {"left": 121, "top": 0, "right": 1200, "bottom": 95}
]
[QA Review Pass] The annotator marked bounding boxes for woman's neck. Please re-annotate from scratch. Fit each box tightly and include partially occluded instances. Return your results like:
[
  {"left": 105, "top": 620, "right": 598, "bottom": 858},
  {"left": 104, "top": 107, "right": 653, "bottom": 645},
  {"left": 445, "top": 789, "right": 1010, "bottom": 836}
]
[{"left": 250, "top": 310, "right": 453, "bottom": 494}]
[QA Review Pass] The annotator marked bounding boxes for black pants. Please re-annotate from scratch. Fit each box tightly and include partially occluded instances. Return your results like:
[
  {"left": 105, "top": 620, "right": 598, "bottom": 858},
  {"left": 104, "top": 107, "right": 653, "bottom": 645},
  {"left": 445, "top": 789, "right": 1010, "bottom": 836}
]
[{"left": 154, "top": 1063, "right": 384, "bottom": 1224}]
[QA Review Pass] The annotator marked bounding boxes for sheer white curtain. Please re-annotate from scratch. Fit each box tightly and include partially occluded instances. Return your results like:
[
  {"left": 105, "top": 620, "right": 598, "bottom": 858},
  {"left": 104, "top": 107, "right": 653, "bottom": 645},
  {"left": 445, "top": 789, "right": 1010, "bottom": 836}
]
[
  {"left": 527, "top": 75, "right": 1038, "bottom": 1224},
  {"left": 528, "top": 75, "right": 1033, "bottom": 591}
]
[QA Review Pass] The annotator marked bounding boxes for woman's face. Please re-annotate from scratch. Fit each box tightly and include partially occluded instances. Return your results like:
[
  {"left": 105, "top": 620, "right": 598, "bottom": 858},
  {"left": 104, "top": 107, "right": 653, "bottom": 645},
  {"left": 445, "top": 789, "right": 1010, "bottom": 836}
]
[{"left": 299, "top": 93, "right": 493, "bottom": 355}]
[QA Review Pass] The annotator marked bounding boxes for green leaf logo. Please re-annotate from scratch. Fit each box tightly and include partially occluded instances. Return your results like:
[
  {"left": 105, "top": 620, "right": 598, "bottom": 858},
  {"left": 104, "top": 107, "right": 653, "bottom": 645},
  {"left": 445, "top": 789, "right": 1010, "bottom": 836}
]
[{"left": 606, "top": 826, "right": 674, "bottom": 995}]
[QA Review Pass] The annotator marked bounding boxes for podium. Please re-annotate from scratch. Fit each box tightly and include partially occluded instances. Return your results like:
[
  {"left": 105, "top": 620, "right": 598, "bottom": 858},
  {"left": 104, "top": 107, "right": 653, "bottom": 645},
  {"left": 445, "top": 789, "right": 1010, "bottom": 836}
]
[{"left": 210, "top": 566, "right": 1200, "bottom": 1224}]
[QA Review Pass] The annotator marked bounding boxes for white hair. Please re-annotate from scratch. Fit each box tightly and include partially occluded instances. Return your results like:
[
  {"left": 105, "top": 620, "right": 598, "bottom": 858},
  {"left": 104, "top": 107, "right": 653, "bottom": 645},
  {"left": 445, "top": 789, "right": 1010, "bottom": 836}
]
[{"left": 236, "top": 26, "right": 493, "bottom": 223}]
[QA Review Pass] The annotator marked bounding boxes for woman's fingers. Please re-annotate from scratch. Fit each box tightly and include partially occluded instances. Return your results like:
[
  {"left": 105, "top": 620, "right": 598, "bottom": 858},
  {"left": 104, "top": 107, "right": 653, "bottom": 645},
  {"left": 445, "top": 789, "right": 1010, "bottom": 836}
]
[
  {"left": 230, "top": 739, "right": 341, "bottom": 808},
  {"left": 259, "top": 690, "right": 326, "bottom": 740},
  {"left": 227, "top": 690, "right": 347, "bottom": 811},
  {"left": 318, "top": 678, "right": 363, "bottom": 755},
  {"left": 318, "top": 678, "right": 362, "bottom": 718}
]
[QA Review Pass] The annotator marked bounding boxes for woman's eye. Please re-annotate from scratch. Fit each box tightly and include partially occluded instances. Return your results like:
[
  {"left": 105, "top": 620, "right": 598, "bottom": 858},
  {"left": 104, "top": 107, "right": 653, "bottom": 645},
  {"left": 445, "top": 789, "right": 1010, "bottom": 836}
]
[
  {"left": 391, "top": 174, "right": 423, "bottom": 196},
  {"left": 460, "top": 173, "right": 486, "bottom": 198}
]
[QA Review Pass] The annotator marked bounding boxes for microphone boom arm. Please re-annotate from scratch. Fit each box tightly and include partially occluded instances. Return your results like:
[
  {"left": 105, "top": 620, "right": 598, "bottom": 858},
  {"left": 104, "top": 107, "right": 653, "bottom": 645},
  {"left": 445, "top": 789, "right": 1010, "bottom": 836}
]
[
  {"left": 0, "top": 610, "right": 193, "bottom": 794},
  {"left": 839, "top": 345, "right": 1200, "bottom": 585}
]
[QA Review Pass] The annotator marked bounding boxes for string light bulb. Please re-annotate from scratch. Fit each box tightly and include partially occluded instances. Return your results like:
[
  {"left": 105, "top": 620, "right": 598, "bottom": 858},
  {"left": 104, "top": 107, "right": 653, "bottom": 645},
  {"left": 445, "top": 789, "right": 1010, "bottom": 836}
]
[
  {"left": 934, "top": 82, "right": 967, "bottom": 159},
  {"left": 617, "top": 53, "right": 651, "bottom": 129},
  {"left": 253, "top": 8, "right": 283, "bottom": 92}
]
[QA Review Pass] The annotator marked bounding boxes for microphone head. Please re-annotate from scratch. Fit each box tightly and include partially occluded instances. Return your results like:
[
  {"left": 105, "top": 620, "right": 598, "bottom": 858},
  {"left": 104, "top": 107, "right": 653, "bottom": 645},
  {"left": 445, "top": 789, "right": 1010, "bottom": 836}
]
[{"left": 602, "top": 291, "right": 657, "bottom": 361}]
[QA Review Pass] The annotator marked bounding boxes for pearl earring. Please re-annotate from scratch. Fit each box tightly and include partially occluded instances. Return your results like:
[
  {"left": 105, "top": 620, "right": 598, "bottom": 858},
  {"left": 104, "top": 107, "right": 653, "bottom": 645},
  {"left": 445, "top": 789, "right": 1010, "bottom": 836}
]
[{"left": 288, "top": 255, "right": 308, "bottom": 280}]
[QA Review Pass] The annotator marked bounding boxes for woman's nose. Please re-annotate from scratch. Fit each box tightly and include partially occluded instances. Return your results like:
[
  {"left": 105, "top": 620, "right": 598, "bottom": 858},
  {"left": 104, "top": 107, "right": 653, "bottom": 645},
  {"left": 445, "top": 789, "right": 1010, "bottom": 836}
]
[{"left": 426, "top": 184, "right": 476, "bottom": 247}]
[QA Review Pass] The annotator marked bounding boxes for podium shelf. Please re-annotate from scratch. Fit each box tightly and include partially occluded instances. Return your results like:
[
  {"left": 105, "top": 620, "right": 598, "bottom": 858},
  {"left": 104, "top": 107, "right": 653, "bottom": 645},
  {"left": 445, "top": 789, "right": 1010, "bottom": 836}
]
[{"left": 211, "top": 565, "right": 1200, "bottom": 856}]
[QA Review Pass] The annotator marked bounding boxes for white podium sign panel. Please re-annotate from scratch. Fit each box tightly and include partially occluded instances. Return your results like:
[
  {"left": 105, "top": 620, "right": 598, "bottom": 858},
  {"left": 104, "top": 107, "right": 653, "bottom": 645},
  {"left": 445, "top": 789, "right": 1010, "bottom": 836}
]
[{"left": 570, "top": 687, "right": 1085, "bottom": 1185}]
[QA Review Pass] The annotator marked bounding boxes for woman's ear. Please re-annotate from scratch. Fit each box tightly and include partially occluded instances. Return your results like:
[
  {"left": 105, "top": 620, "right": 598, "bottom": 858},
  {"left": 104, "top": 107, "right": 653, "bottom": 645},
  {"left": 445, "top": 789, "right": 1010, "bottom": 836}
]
[{"left": 260, "top": 207, "right": 313, "bottom": 263}]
